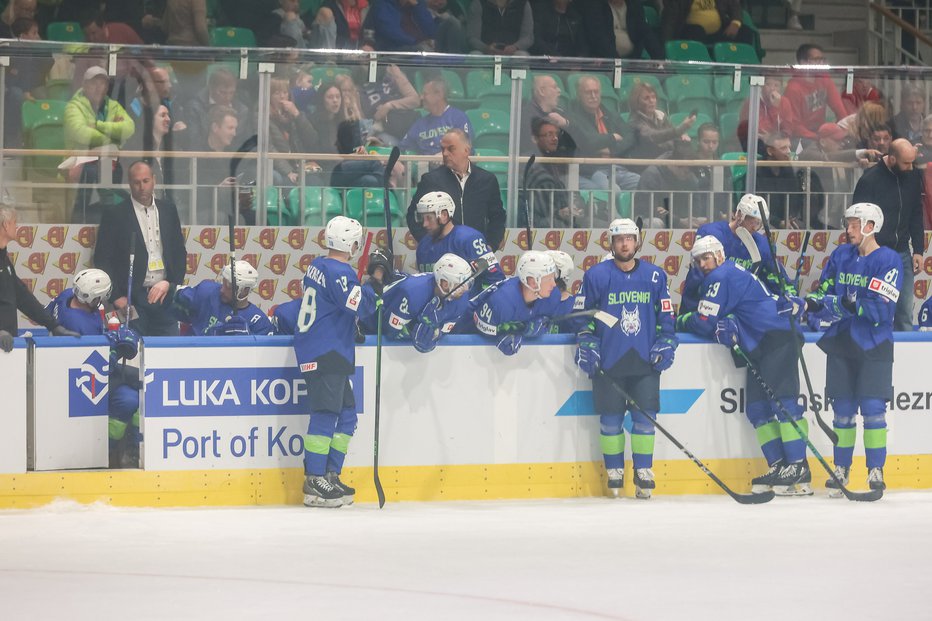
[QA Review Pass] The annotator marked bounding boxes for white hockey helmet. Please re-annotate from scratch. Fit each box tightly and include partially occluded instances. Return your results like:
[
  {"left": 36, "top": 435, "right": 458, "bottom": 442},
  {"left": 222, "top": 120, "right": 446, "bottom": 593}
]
[
  {"left": 416, "top": 191, "right": 456, "bottom": 220},
  {"left": 601, "top": 252, "right": 614, "bottom": 262},
  {"left": 546, "top": 250, "right": 574, "bottom": 281},
  {"left": 736, "top": 193, "right": 769, "bottom": 224},
  {"left": 221, "top": 260, "right": 260, "bottom": 301},
  {"left": 73, "top": 268, "right": 112, "bottom": 308},
  {"left": 325, "top": 215, "right": 364, "bottom": 258},
  {"left": 516, "top": 250, "right": 557, "bottom": 293},
  {"left": 433, "top": 253, "right": 473, "bottom": 297},
  {"left": 845, "top": 202, "right": 884, "bottom": 236},
  {"left": 691, "top": 235, "right": 725, "bottom": 265},
  {"left": 608, "top": 218, "right": 640, "bottom": 239}
]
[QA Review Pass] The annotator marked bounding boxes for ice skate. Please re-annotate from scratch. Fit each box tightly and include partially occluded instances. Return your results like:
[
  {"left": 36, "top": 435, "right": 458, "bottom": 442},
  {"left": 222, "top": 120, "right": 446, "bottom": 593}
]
[
  {"left": 303, "top": 475, "right": 344, "bottom": 508},
  {"left": 868, "top": 467, "right": 886, "bottom": 491},
  {"left": 326, "top": 472, "right": 355, "bottom": 506},
  {"left": 750, "top": 460, "right": 784, "bottom": 493},
  {"left": 607, "top": 468, "right": 624, "bottom": 498},
  {"left": 773, "top": 461, "right": 813, "bottom": 497},
  {"left": 825, "top": 465, "right": 850, "bottom": 498},
  {"left": 634, "top": 468, "right": 655, "bottom": 499}
]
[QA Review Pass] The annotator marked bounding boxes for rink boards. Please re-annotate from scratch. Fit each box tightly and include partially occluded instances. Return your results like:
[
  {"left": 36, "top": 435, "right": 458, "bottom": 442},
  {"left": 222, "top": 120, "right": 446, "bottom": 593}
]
[{"left": 2, "top": 333, "right": 932, "bottom": 507}]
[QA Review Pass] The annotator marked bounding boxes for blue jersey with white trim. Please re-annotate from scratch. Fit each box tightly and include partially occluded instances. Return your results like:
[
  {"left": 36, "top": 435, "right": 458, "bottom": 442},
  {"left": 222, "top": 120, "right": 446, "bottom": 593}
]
[
  {"left": 171, "top": 280, "right": 274, "bottom": 336},
  {"left": 293, "top": 256, "right": 378, "bottom": 373},
  {"left": 919, "top": 296, "right": 932, "bottom": 330},
  {"left": 681, "top": 260, "right": 792, "bottom": 352},
  {"left": 549, "top": 291, "right": 586, "bottom": 334},
  {"left": 379, "top": 272, "right": 472, "bottom": 339},
  {"left": 811, "top": 243, "right": 901, "bottom": 354},
  {"left": 45, "top": 289, "right": 105, "bottom": 335},
  {"left": 580, "top": 259, "right": 675, "bottom": 370},
  {"left": 415, "top": 225, "right": 504, "bottom": 289},
  {"left": 473, "top": 277, "right": 559, "bottom": 338},
  {"left": 270, "top": 298, "right": 301, "bottom": 335}
]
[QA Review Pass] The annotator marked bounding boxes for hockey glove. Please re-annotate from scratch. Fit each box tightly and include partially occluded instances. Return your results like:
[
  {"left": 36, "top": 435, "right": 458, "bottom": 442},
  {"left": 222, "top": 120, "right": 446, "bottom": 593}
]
[
  {"left": 412, "top": 321, "right": 440, "bottom": 354},
  {"left": 776, "top": 295, "right": 805, "bottom": 320},
  {"left": 51, "top": 325, "right": 80, "bottom": 338},
  {"left": 714, "top": 316, "right": 739, "bottom": 347},
  {"left": 497, "top": 333, "right": 522, "bottom": 356},
  {"left": 107, "top": 326, "right": 140, "bottom": 360},
  {"left": 215, "top": 314, "right": 250, "bottom": 336},
  {"left": 524, "top": 317, "right": 550, "bottom": 338},
  {"left": 649, "top": 338, "right": 676, "bottom": 372},
  {"left": 575, "top": 332, "right": 601, "bottom": 377},
  {"left": 819, "top": 294, "right": 853, "bottom": 323},
  {"left": 0, "top": 330, "right": 13, "bottom": 353},
  {"left": 367, "top": 249, "right": 393, "bottom": 282}
]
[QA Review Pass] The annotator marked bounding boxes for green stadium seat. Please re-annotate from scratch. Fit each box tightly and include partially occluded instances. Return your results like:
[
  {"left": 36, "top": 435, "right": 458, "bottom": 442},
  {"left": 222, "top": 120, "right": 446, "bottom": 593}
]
[
  {"left": 310, "top": 66, "right": 352, "bottom": 85},
  {"left": 713, "top": 73, "right": 750, "bottom": 116},
  {"left": 665, "top": 40, "right": 712, "bottom": 63},
  {"left": 713, "top": 42, "right": 760, "bottom": 65},
  {"left": 287, "top": 187, "right": 344, "bottom": 225},
  {"left": 416, "top": 69, "right": 465, "bottom": 99},
  {"left": 669, "top": 112, "right": 714, "bottom": 140},
  {"left": 474, "top": 148, "right": 507, "bottom": 185},
  {"left": 46, "top": 22, "right": 84, "bottom": 42},
  {"left": 466, "top": 69, "right": 512, "bottom": 112},
  {"left": 210, "top": 27, "right": 257, "bottom": 47},
  {"left": 263, "top": 188, "right": 289, "bottom": 225},
  {"left": 742, "top": 10, "right": 766, "bottom": 61},
  {"left": 721, "top": 151, "right": 748, "bottom": 199},
  {"left": 467, "top": 109, "right": 510, "bottom": 151},
  {"left": 643, "top": 6, "right": 660, "bottom": 30},
  {"left": 718, "top": 112, "right": 741, "bottom": 151},
  {"left": 344, "top": 188, "right": 404, "bottom": 227},
  {"left": 300, "top": 0, "right": 323, "bottom": 15},
  {"left": 22, "top": 100, "right": 65, "bottom": 132},
  {"left": 22, "top": 100, "right": 66, "bottom": 176},
  {"left": 617, "top": 192, "right": 633, "bottom": 219},
  {"left": 42, "top": 79, "right": 73, "bottom": 101},
  {"left": 664, "top": 74, "right": 717, "bottom": 117}
]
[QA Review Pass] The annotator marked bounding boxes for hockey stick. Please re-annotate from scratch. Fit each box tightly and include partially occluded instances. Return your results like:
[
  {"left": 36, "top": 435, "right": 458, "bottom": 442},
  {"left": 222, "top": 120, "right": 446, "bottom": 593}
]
[
  {"left": 793, "top": 230, "right": 811, "bottom": 291},
  {"left": 758, "top": 218, "right": 837, "bottom": 444},
  {"left": 733, "top": 346, "right": 882, "bottom": 502},
  {"left": 735, "top": 227, "right": 762, "bottom": 274},
  {"left": 512, "top": 309, "right": 620, "bottom": 333},
  {"left": 373, "top": 296, "right": 386, "bottom": 509},
  {"left": 356, "top": 231, "right": 374, "bottom": 281},
  {"left": 383, "top": 146, "right": 401, "bottom": 261},
  {"left": 125, "top": 233, "right": 137, "bottom": 327},
  {"left": 599, "top": 372, "right": 774, "bottom": 504},
  {"left": 522, "top": 154, "right": 536, "bottom": 248},
  {"left": 228, "top": 214, "right": 238, "bottom": 317}
]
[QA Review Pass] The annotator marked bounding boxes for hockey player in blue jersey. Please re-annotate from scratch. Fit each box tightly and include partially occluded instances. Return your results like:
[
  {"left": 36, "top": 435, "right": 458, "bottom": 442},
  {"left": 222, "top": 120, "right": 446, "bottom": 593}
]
[
  {"left": 270, "top": 298, "right": 301, "bottom": 335},
  {"left": 920, "top": 296, "right": 932, "bottom": 331},
  {"left": 679, "top": 235, "right": 812, "bottom": 496},
  {"left": 295, "top": 216, "right": 379, "bottom": 508},
  {"left": 378, "top": 253, "right": 474, "bottom": 352},
  {"left": 680, "top": 194, "right": 792, "bottom": 314},
  {"left": 170, "top": 260, "right": 274, "bottom": 336},
  {"left": 575, "top": 219, "right": 677, "bottom": 499},
  {"left": 805, "top": 203, "right": 901, "bottom": 494},
  {"left": 474, "top": 251, "right": 559, "bottom": 356},
  {"left": 545, "top": 250, "right": 586, "bottom": 334},
  {"left": 46, "top": 269, "right": 142, "bottom": 467},
  {"left": 415, "top": 191, "right": 503, "bottom": 290}
]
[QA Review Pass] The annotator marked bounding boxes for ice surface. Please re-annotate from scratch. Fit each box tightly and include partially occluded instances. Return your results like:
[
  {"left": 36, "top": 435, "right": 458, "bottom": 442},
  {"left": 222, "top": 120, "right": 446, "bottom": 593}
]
[{"left": 1, "top": 493, "right": 930, "bottom": 620}]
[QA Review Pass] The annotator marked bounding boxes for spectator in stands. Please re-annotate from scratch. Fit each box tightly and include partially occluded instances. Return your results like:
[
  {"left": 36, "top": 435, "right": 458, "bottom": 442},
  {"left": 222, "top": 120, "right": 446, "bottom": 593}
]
[
  {"left": 755, "top": 131, "right": 810, "bottom": 229},
  {"left": 330, "top": 119, "right": 405, "bottom": 188},
  {"left": 694, "top": 122, "right": 717, "bottom": 192},
  {"left": 784, "top": 0, "right": 802, "bottom": 30},
  {"left": 309, "top": 83, "right": 346, "bottom": 157},
  {"left": 568, "top": 75, "right": 639, "bottom": 191},
  {"left": 530, "top": 0, "right": 586, "bottom": 57},
  {"left": 310, "top": 0, "right": 371, "bottom": 49},
  {"left": 80, "top": 11, "right": 144, "bottom": 45},
  {"left": 0, "top": 0, "right": 35, "bottom": 39},
  {"left": 467, "top": 0, "right": 534, "bottom": 56},
  {"left": 426, "top": 0, "right": 468, "bottom": 53},
  {"left": 95, "top": 161, "right": 187, "bottom": 336},
  {"left": 779, "top": 44, "right": 848, "bottom": 147},
  {"left": 847, "top": 101, "right": 890, "bottom": 152},
  {"left": 129, "top": 67, "right": 187, "bottom": 148},
  {"left": 520, "top": 74, "right": 575, "bottom": 157},
  {"left": 5, "top": 17, "right": 48, "bottom": 148},
  {"left": 525, "top": 118, "right": 588, "bottom": 228},
  {"left": 579, "top": 0, "right": 663, "bottom": 60},
  {"left": 194, "top": 105, "right": 247, "bottom": 224},
  {"left": 368, "top": 0, "right": 438, "bottom": 51},
  {"left": 914, "top": 114, "right": 932, "bottom": 164},
  {"left": 181, "top": 68, "right": 252, "bottom": 153},
  {"left": 399, "top": 77, "right": 471, "bottom": 155},
  {"left": 867, "top": 125, "right": 893, "bottom": 157},
  {"left": 161, "top": 0, "right": 210, "bottom": 47},
  {"left": 636, "top": 139, "right": 707, "bottom": 229},
  {"left": 738, "top": 75, "right": 782, "bottom": 153},
  {"left": 274, "top": 0, "right": 315, "bottom": 46},
  {"left": 123, "top": 104, "right": 179, "bottom": 192},
  {"left": 627, "top": 81, "right": 695, "bottom": 162},
  {"left": 269, "top": 77, "right": 321, "bottom": 186},
  {"left": 406, "top": 128, "right": 506, "bottom": 250},
  {"left": 842, "top": 75, "right": 883, "bottom": 117},
  {"left": 892, "top": 86, "right": 925, "bottom": 144},
  {"left": 358, "top": 64, "right": 421, "bottom": 145},
  {"left": 661, "top": 0, "right": 754, "bottom": 47}
]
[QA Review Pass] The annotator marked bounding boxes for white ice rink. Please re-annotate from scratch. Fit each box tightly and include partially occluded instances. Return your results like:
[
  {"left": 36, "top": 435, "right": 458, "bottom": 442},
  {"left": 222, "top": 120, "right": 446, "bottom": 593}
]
[{"left": 1, "top": 493, "right": 930, "bottom": 621}]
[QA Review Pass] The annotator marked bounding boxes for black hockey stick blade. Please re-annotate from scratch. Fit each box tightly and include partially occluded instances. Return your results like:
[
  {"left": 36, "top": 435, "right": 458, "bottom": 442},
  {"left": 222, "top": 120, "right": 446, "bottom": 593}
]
[
  {"left": 228, "top": 214, "right": 238, "bottom": 313},
  {"left": 522, "top": 154, "right": 536, "bottom": 246},
  {"left": 382, "top": 147, "right": 401, "bottom": 260}
]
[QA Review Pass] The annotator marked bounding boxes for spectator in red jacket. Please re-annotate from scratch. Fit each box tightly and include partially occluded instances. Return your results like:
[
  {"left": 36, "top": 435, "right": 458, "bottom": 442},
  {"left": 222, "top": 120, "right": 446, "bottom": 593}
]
[{"left": 779, "top": 44, "right": 848, "bottom": 147}]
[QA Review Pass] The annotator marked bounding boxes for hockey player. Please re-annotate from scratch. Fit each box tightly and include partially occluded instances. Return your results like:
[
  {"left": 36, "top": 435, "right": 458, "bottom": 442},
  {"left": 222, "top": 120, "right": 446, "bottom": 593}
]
[
  {"left": 575, "top": 219, "right": 677, "bottom": 499},
  {"left": 377, "top": 253, "right": 474, "bottom": 352},
  {"left": 270, "top": 298, "right": 301, "bottom": 335},
  {"left": 919, "top": 296, "right": 932, "bottom": 331},
  {"left": 45, "top": 269, "right": 142, "bottom": 467},
  {"left": 473, "top": 251, "right": 559, "bottom": 356},
  {"left": 415, "top": 191, "right": 503, "bottom": 290},
  {"left": 678, "top": 235, "right": 811, "bottom": 496},
  {"left": 170, "top": 260, "right": 274, "bottom": 336},
  {"left": 545, "top": 250, "right": 585, "bottom": 334},
  {"left": 680, "top": 194, "right": 792, "bottom": 315},
  {"left": 805, "top": 203, "right": 901, "bottom": 493},
  {"left": 294, "top": 216, "right": 379, "bottom": 507}
]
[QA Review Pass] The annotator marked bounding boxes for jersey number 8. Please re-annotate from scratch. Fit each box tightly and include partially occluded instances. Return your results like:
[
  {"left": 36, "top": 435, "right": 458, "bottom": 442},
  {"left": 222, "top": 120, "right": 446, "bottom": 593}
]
[{"left": 297, "top": 288, "right": 317, "bottom": 333}]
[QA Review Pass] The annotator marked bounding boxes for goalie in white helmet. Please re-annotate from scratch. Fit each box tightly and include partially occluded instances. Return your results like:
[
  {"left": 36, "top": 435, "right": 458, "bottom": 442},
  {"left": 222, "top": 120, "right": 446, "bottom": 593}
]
[
  {"left": 680, "top": 193, "right": 793, "bottom": 315},
  {"left": 473, "top": 250, "right": 560, "bottom": 356},
  {"left": 804, "top": 202, "right": 900, "bottom": 495},
  {"left": 575, "top": 218, "right": 677, "bottom": 499},
  {"left": 169, "top": 259, "right": 274, "bottom": 336}
]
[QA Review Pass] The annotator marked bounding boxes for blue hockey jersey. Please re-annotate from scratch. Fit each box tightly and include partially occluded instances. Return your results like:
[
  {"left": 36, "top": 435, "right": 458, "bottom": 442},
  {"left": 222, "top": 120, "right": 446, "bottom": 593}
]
[
  {"left": 293, "top": 256, "right": 378, "bottom": 374},
  {"left": 580, "top": 259, "right": 676, "bottom": 371},
  {"left": 920, "top": 296, "right": 932, "bottom": 330},
  {"left": 45, "top": 289, "right": 105, "bottom": 335},
  {"left": 270, "top": 298, "right": 301, "bottom": 335},
  {"left": 549, "top": 291, "right": 586, "bottom": 334},
  {"left": 810, "top": 243, "right": 901, "bottom": 357},
  {"left": 473, "top": 277, "right": 561, "bottom": 337},
  {"left": 416, "top": 225, "right": 504, "bottom": 289},
  {"left": 399, "top": 107, "right": 472, "bottom": 154},
  {"left": 171, "top": 281, "right": 274, "bottom": 336},
  {"left": 378, "top": 272, "right": 472, "bottom": 339}
]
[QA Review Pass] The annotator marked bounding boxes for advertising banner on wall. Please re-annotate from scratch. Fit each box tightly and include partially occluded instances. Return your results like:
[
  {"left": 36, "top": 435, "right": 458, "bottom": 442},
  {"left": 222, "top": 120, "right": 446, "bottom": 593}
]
[{"left": 0, "top": 339, "right": 27, "bottom": 474}]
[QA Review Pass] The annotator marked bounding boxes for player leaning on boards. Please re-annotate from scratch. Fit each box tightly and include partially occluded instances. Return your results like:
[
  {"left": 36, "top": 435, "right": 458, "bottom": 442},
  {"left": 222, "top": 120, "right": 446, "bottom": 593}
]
[
  {"left": 294, "top": 216, "right": 381, "bottom": 508},
  {"left": 169, "top": 260, "right": 274, "bottom": 336},
  {"left": 805, "top": 203, "right": 900, "bottom": 495},
  {"left": 575, "top": 219, "right": 677, "bottom": 499},
  {"left": 678, "top": 235, "right": 812, "bottom": 496}
]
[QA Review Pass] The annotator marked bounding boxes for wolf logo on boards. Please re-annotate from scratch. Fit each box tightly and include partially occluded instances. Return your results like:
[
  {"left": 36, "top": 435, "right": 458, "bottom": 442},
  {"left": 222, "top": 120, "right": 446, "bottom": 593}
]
[
  {"left": 286, "top": 229, "right": 308, "bottom": 250},
  {"left": 74, "top": 226, "right": 97, "bottom": 248},
  {"left": 195, "top": 228, "right": 220, "bottom": 249},
  {"left": 256, "top": 228, "right": 279, "bottom": 250},
  {"left": 621, "top": 306, "right": 641, "bottom": 336},
  {"left": 42, "top": 226, "right": 68, "bottom": 248},
  {"left": 68, "top": 350, "right": 110, "bottom": 417}
]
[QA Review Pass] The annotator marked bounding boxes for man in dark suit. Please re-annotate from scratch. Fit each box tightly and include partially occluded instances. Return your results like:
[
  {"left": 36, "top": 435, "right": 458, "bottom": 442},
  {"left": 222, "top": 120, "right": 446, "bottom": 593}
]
[
  {"left": 94, "top": 161, "right": 187, "bottom": 336},
  {"left": 406, "top": 129, "right": 506, "bottom": 251}
]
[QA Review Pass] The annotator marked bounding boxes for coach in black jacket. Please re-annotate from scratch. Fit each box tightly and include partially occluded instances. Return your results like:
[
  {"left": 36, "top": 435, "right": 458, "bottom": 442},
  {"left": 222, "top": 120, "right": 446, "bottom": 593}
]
[
  {"left": 406, "top": 129, "right": 506, "bottom": 251},
  {"left": 94, "top": 161, "right": 187, "bottom": 336}
]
